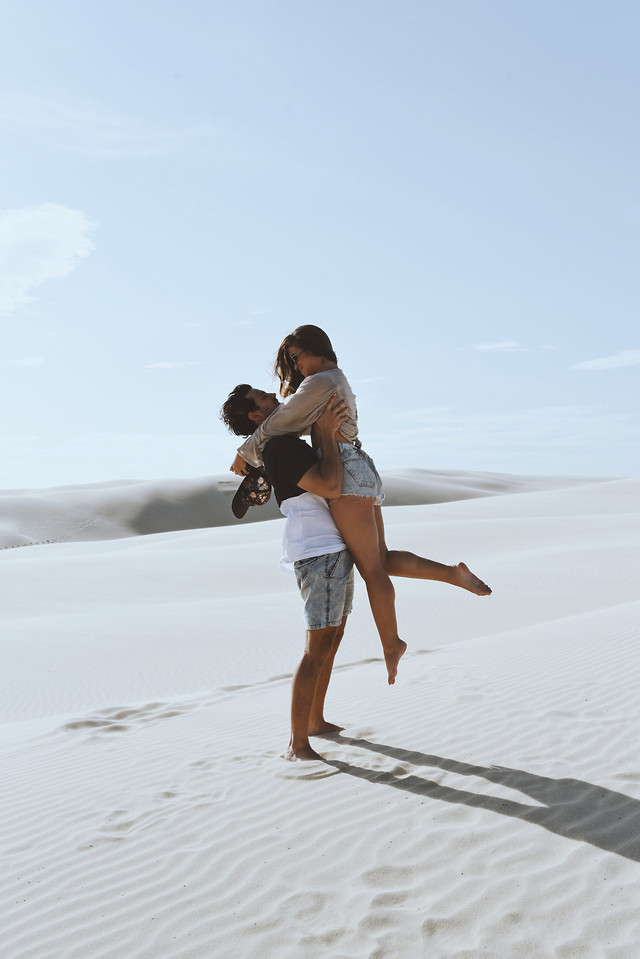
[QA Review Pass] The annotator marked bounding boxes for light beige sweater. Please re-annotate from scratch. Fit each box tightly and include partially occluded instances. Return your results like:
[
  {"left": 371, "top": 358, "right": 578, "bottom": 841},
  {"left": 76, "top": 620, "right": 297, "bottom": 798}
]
[{"left": 238, "top": 368, "right": 359, "bottom": 468}]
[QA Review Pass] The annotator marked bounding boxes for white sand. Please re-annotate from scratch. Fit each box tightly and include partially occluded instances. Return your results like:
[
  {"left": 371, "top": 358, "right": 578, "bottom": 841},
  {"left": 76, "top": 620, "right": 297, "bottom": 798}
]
[{"left": 2, "top": 470, "right": 639, "bottom": 958}]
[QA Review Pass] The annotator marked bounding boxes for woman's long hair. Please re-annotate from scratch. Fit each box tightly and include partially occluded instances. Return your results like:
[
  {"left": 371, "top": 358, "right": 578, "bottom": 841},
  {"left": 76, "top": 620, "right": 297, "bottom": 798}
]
[{"left": 275, "top": 325, "right": 338, "bottom": 398}]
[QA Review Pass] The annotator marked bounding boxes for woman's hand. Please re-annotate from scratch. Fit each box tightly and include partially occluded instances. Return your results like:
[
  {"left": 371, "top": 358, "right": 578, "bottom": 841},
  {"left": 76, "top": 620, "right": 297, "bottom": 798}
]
[{"left": 230, "top": 453, "right": 251, "bottom": 476}]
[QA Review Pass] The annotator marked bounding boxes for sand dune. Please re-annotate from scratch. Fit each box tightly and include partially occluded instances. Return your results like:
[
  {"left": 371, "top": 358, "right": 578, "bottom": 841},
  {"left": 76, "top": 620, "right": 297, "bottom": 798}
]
[
  {"left": 0, "top": 468, "right": 607, "bottom": 548},
  {"left": 1, "top": 472, "right": 639, "bottom": 958}
]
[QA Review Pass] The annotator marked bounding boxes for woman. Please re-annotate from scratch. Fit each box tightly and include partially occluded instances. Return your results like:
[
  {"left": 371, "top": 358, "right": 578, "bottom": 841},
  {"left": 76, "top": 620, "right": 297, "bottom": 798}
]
[{"left": 231, "top": 325, "right": 491, "bottom": 684}]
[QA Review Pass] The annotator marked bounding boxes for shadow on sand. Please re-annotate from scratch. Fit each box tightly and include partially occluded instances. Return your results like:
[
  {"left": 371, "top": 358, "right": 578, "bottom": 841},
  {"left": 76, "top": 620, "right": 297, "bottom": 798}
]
[{"left": 324, "top": 735, "right": 640, "bottom": 861}]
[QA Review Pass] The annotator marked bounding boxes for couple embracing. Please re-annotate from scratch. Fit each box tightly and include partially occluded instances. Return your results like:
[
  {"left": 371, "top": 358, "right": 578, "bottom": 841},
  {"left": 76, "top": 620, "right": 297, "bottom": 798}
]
[{"left": 221, "top": 325, "right": 490, "bottom": 762}]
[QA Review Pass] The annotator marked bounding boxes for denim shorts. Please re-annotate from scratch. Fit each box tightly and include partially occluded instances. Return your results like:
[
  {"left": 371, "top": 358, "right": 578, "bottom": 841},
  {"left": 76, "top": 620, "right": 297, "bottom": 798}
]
[
  {"left": 337, "top": 443, "right": 385, "bottom": 506},
  {"left": 294, "top": 548, "right": 355, "bottom": 630}
]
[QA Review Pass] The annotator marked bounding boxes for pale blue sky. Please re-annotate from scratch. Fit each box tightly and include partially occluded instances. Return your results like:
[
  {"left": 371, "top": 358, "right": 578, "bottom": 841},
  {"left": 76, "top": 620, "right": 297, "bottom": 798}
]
[{"left": 2, "top": 0, "right": 638, "bottom": 489}]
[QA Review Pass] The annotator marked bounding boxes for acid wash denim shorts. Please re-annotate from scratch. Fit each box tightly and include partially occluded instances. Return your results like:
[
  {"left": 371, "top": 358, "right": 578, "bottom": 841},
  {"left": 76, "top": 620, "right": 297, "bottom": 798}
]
[
  {"left": 294, "top": 548, "right": 355, "bottom": 630},
  {"left": 337, "top": 442, "right": 385, "bottom": 506}
]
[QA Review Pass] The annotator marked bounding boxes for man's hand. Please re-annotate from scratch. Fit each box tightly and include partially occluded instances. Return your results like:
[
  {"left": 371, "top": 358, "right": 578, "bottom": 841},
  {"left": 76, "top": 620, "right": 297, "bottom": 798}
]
[
  {"left": 230, "top": 453, "right": 250, "bottom": 476},
  {"left": 315, "top": 393, "right": 349, "bottom": 437},
  {"left": 300, "top": 393, "right": 347, "bottom": 499}
]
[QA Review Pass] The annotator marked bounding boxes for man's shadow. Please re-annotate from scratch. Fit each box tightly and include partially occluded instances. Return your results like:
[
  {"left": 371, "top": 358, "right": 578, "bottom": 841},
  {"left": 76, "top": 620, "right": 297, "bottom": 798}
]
[{"left": 324, "top": 735, "right": 640, "bottom": 861}]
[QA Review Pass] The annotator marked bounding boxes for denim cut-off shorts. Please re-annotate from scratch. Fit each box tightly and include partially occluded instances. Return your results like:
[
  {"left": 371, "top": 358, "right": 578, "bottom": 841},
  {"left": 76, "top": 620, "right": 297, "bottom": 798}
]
[
  {"left": 294, "top": 549, "right": 355, "bottom": 630},
  {"left": 337, "top": 442, "right": 385, "bottom": 506}
]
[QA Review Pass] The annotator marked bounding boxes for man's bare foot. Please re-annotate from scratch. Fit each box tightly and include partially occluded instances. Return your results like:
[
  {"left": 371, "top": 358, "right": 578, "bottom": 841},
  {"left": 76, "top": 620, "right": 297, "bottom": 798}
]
[
  {"left": 308, "top": 721, "right": 344, "bottom": 737},
  {"left": 384, "top": 638, "right": 407, "bottom": 685},
  {"left": 452, "top": 562, "right": 492, "bottom": 596},
  {"left": 282, "top": 743, "right": 325, "bottom": 762}
]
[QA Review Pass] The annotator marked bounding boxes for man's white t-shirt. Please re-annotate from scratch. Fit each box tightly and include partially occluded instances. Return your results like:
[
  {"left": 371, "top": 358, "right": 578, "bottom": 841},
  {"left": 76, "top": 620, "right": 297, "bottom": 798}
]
[{"left": 261, "top": 434, "right": 346, "bottom": 570}]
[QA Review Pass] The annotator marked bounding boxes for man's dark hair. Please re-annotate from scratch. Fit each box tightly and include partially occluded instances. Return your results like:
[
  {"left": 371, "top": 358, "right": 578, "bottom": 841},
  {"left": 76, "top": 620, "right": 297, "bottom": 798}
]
[{"left": 220, "top": 384, "right": 258, "bottom": 437}]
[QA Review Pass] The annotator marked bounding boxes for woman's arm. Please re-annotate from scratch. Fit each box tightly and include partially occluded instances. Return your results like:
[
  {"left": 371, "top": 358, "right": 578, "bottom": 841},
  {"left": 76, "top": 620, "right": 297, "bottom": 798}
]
[{"left": 236, "top": 374, "right": 342, "bottom": 468}]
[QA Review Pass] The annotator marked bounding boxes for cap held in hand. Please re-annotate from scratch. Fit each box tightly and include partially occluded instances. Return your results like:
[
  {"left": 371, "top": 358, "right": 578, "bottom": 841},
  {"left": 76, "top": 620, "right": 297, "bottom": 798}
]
[{"left": 231, "top": 467, "right": 272, "bottom": 519}]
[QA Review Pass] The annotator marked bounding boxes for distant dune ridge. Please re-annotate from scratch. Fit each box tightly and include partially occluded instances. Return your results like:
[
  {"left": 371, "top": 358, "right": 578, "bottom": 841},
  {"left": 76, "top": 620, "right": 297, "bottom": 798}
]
[
  {"left": 2, "top": 469, "right": 639, "bottom": 958},
  {"left": 0, "top": 468, "right": 607, "bottom": 548}
]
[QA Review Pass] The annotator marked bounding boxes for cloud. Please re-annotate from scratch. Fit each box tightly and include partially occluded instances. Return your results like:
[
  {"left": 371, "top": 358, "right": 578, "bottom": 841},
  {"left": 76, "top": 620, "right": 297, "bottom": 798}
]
[
  {"left": 0, "top": 203, "right": 95, "bottom": 317},
  {"left": 143, "top": 361, "right": 205, "bottom": 370},
  {"left": 472, "top": 341, "right": 526, "bottom": 352},
  {"left": 571, "top": 349, "right": 640, "bottom": 371},
  {"left": 0, "top": 92, "right": 216, "bottom": 159},
  {"left": 2, "top": 356, "right": 44, "bottom": 366}
]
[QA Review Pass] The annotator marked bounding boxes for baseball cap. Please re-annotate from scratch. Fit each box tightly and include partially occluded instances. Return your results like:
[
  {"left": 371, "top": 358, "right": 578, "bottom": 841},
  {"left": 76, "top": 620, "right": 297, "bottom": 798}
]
[{"left": 231, "top": 466, "right": 272, "bottom": 519}]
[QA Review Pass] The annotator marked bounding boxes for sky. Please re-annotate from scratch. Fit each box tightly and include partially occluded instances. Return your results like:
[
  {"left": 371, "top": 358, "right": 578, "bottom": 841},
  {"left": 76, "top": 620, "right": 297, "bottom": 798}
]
[{"left": 1, "top": 0, "right": 639, "bottom": 490}]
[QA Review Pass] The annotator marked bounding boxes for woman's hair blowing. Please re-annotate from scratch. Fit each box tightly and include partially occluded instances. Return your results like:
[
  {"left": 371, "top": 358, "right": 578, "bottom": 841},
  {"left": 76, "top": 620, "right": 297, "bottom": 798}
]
[{"left": 274, "top": 325, "right": 338, "bottom": 398}]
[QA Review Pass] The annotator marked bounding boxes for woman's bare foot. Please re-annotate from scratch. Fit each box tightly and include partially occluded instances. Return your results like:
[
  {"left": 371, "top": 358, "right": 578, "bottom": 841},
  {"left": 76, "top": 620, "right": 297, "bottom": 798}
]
[
  {"left": 283, "top": 743, "right": 325, "bottom": 762},
  {"left": 452, "top": 562, "right": 492, "bottom": 596},
  {"left": 384, "top": 638, "right": 407, "bottom": 685},
  {"left": 308, "top": 721, "right": 343, "bottom": 736}
]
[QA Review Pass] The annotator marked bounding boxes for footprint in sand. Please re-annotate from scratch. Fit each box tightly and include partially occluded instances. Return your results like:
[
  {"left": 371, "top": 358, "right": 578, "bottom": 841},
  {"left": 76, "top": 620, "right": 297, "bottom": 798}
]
[
  {"left": 362, "top": 865, "right": 413, "bottom": 889},
  {"left": 60, "top": 699, "right": 199, "bottom": 737}
]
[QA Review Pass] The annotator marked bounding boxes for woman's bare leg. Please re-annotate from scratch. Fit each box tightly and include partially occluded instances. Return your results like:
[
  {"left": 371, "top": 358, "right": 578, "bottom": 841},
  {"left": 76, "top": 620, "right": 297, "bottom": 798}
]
[
  {"left": 330, "top": 497, "right": 406, "bottom": 685},
  {"left": 373, "top": 508, "right": 491, "bottom": 594},
  {"left": 308, "top": 615, "right": 348, "bottom": 736}
]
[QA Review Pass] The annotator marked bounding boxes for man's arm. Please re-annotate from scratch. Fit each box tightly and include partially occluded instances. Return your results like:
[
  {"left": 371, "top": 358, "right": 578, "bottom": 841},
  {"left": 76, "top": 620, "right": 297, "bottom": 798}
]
[{"left": 296, "top": 394, "right": 347, "bottom": 500}]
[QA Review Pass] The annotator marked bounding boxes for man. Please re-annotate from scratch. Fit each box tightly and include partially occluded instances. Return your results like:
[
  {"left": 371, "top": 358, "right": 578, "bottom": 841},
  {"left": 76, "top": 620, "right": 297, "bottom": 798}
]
[{"left": 221, "top": 385, "right": 352, "bottom": 762}]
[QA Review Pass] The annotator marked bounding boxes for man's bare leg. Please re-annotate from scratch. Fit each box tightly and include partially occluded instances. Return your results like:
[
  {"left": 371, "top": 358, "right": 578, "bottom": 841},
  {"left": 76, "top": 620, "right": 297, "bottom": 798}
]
[
  {"left": 308, "top": 615, "right": 347, "bottom": 736},
  {"left": 283, "top": 625, "right": 338, "bottom": 761}
]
